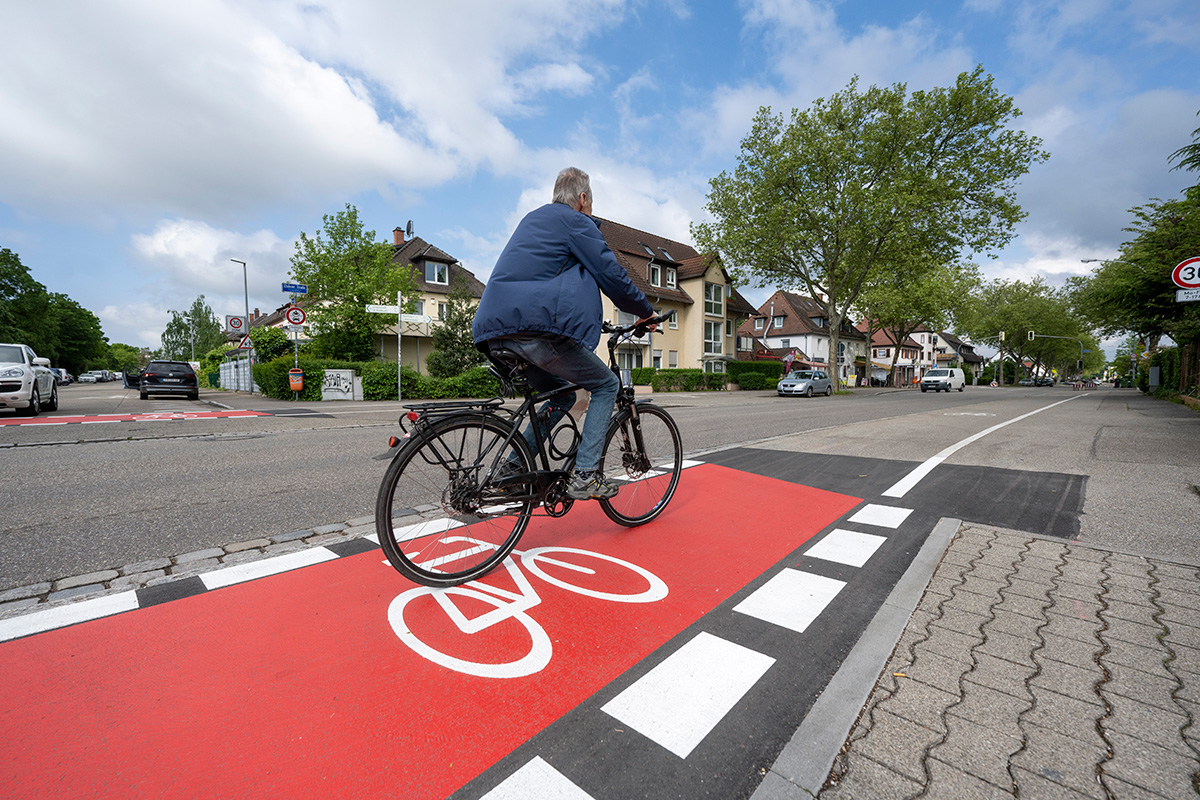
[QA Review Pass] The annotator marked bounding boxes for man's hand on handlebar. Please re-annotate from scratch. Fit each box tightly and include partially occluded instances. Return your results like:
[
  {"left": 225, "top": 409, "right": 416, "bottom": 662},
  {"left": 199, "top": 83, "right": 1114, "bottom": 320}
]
[{"left": 636, "top": 314, "right": 659, "bottom": 333}]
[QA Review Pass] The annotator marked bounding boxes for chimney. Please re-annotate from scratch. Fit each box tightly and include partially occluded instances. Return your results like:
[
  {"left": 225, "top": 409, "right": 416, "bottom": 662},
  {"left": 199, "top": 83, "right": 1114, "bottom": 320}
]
[{"left": 394, "top": 226, "right": 405, "bottom": 246}]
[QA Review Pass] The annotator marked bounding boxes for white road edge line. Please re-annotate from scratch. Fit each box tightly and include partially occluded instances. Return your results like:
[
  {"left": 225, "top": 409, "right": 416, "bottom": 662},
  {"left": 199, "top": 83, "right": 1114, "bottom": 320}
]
[{"left": 881, "top": 396, "right": 1083, "bottom": 499}]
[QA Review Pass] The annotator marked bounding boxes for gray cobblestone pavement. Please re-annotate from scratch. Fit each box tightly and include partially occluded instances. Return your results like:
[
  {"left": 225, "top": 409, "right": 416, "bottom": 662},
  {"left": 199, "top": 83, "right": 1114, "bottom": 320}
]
[
  {"left": 820, "top": 522, "right": 1200, "bottom": 800},
  {"left": 0, "top": 516, "right": 375, "bottom": 619}
]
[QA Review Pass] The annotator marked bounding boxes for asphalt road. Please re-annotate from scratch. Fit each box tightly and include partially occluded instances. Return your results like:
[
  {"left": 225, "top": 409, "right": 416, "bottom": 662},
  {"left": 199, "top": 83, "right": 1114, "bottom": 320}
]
[{"left": 2, "top": 381, "right": 1197, "bottom": 592}]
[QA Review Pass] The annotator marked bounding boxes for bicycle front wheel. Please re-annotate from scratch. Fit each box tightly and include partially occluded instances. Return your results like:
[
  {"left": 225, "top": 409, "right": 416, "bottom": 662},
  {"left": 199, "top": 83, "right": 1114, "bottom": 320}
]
[
  {"left": 376, "top": 414, "right": 535, "bottom": 587},
  {"left": 598, "top": 403, "right": 682, "bottom": 527}
]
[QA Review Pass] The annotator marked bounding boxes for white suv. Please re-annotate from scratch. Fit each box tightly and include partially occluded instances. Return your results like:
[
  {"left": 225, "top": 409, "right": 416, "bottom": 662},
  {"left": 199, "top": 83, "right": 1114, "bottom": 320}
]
[
  {"left": 920, "top": 367, "right": 965, "bottom": 393},
  {"left": 0, "top": 343, "right": 59, "bottom": 415}
]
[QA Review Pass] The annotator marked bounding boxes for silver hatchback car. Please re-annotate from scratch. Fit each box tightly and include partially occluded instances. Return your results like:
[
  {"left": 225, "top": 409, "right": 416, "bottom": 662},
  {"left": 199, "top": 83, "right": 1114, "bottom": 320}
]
[{"left": 777, "top": 369, "right": 833, "bottom": 397}]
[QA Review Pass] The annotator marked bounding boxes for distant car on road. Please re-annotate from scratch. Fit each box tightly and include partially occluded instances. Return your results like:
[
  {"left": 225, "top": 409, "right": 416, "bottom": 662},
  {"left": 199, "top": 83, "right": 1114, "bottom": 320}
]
[
  {"left": 0, "top": 343, "right": 59, "bottom": 416},
  {"left": 139, "top": 360, "right": 199, "bottom": 400},
  {"left": 920, "top": 368, "right": 966, "bottom": 393},
  {"left": 1018, "top": 378, "right": 1035, "bottom": 386},
  {"left": 777, "top": 369, "right": 833, "bottom": 397},
  {"left": 1035, "top": 376, "right": 1055, "bottom": 386}
]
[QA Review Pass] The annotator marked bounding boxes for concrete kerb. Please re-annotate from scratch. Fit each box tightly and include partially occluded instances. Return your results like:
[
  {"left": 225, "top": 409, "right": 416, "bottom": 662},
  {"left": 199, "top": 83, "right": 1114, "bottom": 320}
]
[{"left": 752, "top": 516, "right": 962, "bottom": 800}]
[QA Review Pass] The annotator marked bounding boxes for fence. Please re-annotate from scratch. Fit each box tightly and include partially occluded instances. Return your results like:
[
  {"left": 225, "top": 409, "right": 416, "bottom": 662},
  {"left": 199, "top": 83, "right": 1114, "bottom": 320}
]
[{"left": 219, "top": 356, "right": 260, "bottom": 393}]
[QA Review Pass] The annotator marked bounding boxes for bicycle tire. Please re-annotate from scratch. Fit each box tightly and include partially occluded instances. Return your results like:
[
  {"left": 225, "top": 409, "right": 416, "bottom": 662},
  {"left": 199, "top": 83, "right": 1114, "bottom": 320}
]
[
  {"left": 376, "top": 413, "right": 535, "bottom": 587},
  {"left": 598, "top": 403, "right": 682, "bottom": 527}
]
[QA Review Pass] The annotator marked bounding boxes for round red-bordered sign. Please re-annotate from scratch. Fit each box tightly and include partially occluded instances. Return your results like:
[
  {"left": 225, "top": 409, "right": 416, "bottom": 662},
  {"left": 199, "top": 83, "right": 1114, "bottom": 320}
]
[
  {"left": 1172, "top": 257, "right": 1200, "bottom": 289},
  {"left": 285, "top": 306, "right": 307, "bottom": 325}
]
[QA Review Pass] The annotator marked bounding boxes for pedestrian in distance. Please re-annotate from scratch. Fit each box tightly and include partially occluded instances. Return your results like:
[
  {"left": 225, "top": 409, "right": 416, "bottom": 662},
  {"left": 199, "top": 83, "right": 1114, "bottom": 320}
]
[{"left": 472, "top": 167, "right": 658, "bottom": 501}]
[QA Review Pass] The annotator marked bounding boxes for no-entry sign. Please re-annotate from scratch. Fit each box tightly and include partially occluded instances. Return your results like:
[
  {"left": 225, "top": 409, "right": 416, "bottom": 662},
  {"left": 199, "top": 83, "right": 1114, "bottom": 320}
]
[{"left": 285, "top": 306, "right": 306, "bottom": 325}]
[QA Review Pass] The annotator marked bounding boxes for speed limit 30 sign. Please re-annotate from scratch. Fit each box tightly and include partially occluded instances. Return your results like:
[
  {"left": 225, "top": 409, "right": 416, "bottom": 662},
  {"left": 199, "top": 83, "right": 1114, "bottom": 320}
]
[
  {"left": 1172, "top": 257, "right": 1200, "bottom": 290},
  {"left": 285, "top": 306, "right": 307, "bottom": 326}
]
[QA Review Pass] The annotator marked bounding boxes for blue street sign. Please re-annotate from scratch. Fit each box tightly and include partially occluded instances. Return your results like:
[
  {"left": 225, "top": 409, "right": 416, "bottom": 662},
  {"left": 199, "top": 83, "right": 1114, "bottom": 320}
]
[{"left": 282, "top": 282, "right": 308, "bottom": 294}]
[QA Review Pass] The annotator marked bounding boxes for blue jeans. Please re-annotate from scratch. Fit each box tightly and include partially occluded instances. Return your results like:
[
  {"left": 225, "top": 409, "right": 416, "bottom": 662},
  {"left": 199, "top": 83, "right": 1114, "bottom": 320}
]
[{"left": 488, "top": 335, "right": 619, "bottom": 473}]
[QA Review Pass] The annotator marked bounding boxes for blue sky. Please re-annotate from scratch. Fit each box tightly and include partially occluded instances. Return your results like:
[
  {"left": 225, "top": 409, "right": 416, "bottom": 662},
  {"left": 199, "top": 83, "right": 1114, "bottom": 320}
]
[{"left": 3, "top": 0, "right": 1198, "bottom": 355}]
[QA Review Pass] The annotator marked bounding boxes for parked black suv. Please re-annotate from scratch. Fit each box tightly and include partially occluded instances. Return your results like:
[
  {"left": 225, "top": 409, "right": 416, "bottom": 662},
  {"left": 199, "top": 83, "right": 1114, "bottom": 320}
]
[{"left": 139, "top": 360, "right": 199, "bottom": 400}]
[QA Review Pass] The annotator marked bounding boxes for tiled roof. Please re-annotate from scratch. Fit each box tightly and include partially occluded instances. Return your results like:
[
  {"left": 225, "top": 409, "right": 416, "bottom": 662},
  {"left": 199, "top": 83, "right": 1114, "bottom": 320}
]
[
  {"left": 739, "top": 291, "right": 867, "bottom": 340},
  {"left": 391, "top": 236, "right": 485, "bottom": 298},
  {"left": 594, "top": 216, "right": 705, "bottom": 306}
]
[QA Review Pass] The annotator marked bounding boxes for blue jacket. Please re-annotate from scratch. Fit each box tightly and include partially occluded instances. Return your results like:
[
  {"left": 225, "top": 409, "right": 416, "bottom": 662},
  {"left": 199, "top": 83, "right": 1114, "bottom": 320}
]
[{"left": 472, "top": 203, "right": 654, "bottom": 349}]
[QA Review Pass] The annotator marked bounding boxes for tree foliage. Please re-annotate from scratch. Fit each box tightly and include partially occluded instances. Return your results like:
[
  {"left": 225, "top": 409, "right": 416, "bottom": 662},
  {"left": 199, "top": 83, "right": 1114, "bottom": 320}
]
[
  {"left": 693, "top": 66, "right": 1048, "bottom": 387},
  {"left": 1168, "top": 110, "right": 1200, "bottom": 177},
  {"left": 249, "top": 325, "right": 293, "bottom": 363},
  {"left": 1, "top": 248, "right": 109, "bottom": 372},
  {"left": 1069, "top": 191, "right": 1200, "bottom": 347},
  {"left": 159, "top": 295, "right": 225, "bottom": 362},
  {"left": 288, "top": 204, "right": 419, "bottom": 361},
  {"left": 425, "top": 274, "right": 481, "bottom": 379}
]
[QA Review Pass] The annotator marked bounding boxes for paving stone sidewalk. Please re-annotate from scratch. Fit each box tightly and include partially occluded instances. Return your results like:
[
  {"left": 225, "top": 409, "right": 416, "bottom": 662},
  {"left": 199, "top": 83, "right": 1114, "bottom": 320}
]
[{"left": 821, "top": 523, "right": 1200, "bottom": 800}]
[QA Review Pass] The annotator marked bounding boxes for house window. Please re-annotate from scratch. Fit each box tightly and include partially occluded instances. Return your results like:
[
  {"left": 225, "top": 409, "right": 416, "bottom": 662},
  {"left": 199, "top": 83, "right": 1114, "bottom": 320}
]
[
  {"left": 704, "top": 360, "right": 725, "bottom": 374},
  {"left": 424, "top": 262, "right": 448, "bottom": 285},
  {"left": 668, "top": 350, "right": 678, "bottom": 368},
  {"left": 781, "top": 339, "right": 790, "bottom": 348},
  {"left": 704, "top": 283, "right": 723, "bottom": 315},
  {"left": 649, "top": 263, "right": 661, "bottom": 287},
  {"left": 773, "top": 315, "right": 785, "bottom": 329},
  {"left": 754, "top": 318, "right": 764, "bottom": 330},
  {"left": 669, "top": 312, "right": 677, "bottom": 330},
  {"left": 725, "top": 320, "right": 733, "bottom": 337},
  {"left": 414, "top": 300, "right": 425, "bottom": 315},
  {"left": 437, "top": 302, "right": 448, "bottom": 320},
  {"left": 666, "top": 268, "right": 676, "bottom": 288},
  {"left": 660, "top": 248, "right": 674, "bottom": 260},
  {"left": 617, "top": 349, "right": 643, "bottom": 370},
  {"left": 704, "top": 321, "right": 722, "bottom": 355},
  {"left": 616, "top": 309, "right": 638, "bottom": 326},
  {"left": 653, "top": 349, "right": 662, "bottom": 369}
]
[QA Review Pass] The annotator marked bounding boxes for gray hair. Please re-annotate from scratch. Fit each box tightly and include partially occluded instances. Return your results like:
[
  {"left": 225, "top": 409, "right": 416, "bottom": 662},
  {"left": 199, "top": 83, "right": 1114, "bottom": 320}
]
[{"left": 552, "top": 167, "right": 591, "bottom": 207}]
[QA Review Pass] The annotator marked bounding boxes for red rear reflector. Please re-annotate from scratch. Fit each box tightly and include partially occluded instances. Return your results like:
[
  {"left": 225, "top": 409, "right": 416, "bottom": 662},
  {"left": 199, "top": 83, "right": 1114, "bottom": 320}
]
[
  {"left": 406, "top": 411, "right": 419, "bottom": 422},
  {"left": 388, "top": 436, "right": 401, "bottom": 448}
]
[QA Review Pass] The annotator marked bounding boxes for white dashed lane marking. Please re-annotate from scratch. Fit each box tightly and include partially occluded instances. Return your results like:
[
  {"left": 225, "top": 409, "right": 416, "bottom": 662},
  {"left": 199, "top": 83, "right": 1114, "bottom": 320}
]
[
  {"left": 481, "top": 757, "right": 595, "bottom": 800},
  {"left": 804, "top": 528, "right": 887, "bottom": 567},
  {"left": 601, "top": 631, "right": 776, "bottom": 758}
]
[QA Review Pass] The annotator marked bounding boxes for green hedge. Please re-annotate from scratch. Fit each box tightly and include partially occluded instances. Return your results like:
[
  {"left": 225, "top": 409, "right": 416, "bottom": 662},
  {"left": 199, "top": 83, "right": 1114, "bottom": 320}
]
[
  {"left": 736, "top": 372, "right": 770, "bottom": 390},
  {"left": 254, "top": 356, "right": 502, "bottom": 401},
  {"left": 651, "top": 368, "right": 727, "bottom": 392},
  {"left": 727, "top": 361, "right": 785, "bottom": 381},
  {"left": 629, "top": 367, "right": 655, "bottom": 385}
]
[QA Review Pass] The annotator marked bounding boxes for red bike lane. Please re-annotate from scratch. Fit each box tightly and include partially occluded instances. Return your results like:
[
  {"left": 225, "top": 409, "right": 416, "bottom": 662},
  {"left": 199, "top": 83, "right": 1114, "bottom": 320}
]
[{"left": 0, "top": 464, "right": 861, "bottom": 799}]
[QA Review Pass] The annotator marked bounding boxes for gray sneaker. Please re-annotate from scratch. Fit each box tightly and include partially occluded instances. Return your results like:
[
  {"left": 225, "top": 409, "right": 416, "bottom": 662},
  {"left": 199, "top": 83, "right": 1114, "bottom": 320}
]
[{"left": 566, "top": 470, "right": 619, "bottom": 500}]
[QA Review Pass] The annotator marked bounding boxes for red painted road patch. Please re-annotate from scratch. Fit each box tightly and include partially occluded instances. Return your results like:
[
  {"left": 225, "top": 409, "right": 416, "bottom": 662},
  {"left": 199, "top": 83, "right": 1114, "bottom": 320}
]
[
  {"left": 0, "top": 464, "right": 860, "bottom": 799},
  {"left": 0, "top": 410, "right": 270, "bottom": 425}
]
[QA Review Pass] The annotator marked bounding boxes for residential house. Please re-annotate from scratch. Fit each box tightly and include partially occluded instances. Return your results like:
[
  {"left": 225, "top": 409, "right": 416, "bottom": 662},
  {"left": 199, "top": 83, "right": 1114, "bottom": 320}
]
[
  {"left": 379, "top": 227, "right": 486, "bottom": 374},
  {"left": 592, "top": 217, "right": 757, "bottom": 373},
  {"left": 858, "top": 323, "right": 923, "bottom": 386},
  {"left": 934, "top": 331, "right": 986, "bottom": 380},
  {"left": 737, "top": 291, "right": 868, "bottom": 386}
]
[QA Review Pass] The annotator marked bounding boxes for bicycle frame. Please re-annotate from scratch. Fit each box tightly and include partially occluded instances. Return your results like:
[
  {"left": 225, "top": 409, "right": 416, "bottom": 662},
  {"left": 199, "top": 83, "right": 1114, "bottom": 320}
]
[{"left": 390, "top": 310, "right": 675, "bottom": 510}]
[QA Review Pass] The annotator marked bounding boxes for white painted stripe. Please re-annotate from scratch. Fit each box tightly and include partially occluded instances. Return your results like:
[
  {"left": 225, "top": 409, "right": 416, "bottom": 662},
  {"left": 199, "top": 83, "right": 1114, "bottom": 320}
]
[
  {"left": 882, "top": 395, "right": 1082, "bottom": 498},
  {"left": 200, "top": 548, "right": 339, "bottom": 590},
  {"left": 81, "top": 419, "right": 120, "bottom": 424},
  {"left": 680, "top": 459, "right": 703, "bottom": 469},
  {"left": 0, "top": 591, "right": 139, "bottom": 642},
  {"left": 848, "top": 503, "right": 912, "bottom": 529},
  {"left": 733, "top": 569, "right": 846, "bottom": 634},
  {"left": 601, "top": 631, "right": 775, "bottom": 758},
  {"left": 805, "top": 529, "right": 887, "bottom": 567},
  {"left": 480, "top": 757, "right": 595, "bottom": 800}
]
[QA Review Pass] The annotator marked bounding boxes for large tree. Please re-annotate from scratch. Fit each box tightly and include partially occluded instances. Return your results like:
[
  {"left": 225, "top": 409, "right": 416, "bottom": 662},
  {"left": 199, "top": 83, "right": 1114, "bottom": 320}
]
[
  {"left": 693, "top": 66, "right": 1047, "bottom": 386},
  {"left": 0, "top": 248, "right": 52, "bottom": 352},
  {"left": 289, "top": 204, "right": 419, "bottom": 361},
  {"left": 160, "top": 295, "right": 225, "bottom": 362}
]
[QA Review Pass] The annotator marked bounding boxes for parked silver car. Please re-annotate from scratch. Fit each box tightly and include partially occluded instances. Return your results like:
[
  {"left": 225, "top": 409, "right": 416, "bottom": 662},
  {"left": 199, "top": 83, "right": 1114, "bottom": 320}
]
[
  {"left": 0, "top": 343, "right": 59, "bottom": 415},
  {"left": 777, "top": 369, "right": 833, "bottom": 397}
]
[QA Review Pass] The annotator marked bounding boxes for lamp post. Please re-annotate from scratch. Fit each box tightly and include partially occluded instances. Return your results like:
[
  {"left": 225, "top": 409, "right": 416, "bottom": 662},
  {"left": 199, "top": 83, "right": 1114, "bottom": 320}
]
[{"left": 231, "top": 258, "right": 251, "bottom": 393}]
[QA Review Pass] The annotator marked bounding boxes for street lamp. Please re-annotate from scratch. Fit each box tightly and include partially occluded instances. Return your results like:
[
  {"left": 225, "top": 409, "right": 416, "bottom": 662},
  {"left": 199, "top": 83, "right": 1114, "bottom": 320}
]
[{"left": 230, "top": 258, "right": 251, "bottom": 393}]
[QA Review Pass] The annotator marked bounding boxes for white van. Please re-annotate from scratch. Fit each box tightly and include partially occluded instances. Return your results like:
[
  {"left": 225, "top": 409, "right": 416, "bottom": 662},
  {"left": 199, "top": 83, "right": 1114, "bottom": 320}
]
[{"left": 920, "top": 367, "right": 965, "bottom": 393}]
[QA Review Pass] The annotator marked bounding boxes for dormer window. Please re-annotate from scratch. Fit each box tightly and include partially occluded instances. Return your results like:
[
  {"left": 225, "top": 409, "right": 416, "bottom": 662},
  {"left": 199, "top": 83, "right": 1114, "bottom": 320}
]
[
  {"left": 639, "top": 242, "right": 656, "bottom": 257},
  {"left": 666, "top": 268, "right": 676, "bottom": 288},
  {"left": 660, "top": 247, "right": 673, "bottom": 261},
  {"left": 424, "top": 261, "right": 448, "bottom": 285},
  {"left": 649, "top": 263, "right": 661, "bottom": 287}
]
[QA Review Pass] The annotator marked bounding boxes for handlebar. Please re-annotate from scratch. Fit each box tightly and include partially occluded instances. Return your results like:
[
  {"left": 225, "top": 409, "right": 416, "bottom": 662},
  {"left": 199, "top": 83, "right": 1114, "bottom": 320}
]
[{"left": 602, "top": 309, "right": 675, "bottom": 338}]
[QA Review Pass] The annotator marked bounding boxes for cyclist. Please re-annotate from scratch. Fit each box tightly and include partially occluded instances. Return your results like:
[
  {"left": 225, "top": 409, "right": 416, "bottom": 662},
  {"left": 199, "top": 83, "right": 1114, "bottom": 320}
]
[{"left": 472, "top": 167, "right": 657, "bottom": 500}]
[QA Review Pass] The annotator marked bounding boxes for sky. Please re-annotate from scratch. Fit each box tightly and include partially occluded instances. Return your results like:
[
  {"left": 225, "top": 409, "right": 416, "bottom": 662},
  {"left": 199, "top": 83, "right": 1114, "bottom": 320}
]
[{"left": 3, "top": 0, "right": 1198, "bottom": 358}]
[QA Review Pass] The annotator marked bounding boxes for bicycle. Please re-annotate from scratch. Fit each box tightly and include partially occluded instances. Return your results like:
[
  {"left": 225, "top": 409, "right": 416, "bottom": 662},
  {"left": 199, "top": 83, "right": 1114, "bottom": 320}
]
[{"left": 374, "top": 310, "right": 683, "bottom": 587}]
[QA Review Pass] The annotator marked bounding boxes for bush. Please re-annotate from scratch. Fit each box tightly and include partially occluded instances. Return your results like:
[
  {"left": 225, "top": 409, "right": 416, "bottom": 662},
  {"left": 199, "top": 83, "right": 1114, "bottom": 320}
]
[
  {"left": 651, "top": 369, "right": 727, "bottom": 392},
  {"left": 737, "top": 372, "right": 768, "bottom": 390},
  {"left": 630, "top": 367, "right": 655, "bottom": 385},
  {"left": 727, "top": 361, "right": 785, "bottom": 382}
]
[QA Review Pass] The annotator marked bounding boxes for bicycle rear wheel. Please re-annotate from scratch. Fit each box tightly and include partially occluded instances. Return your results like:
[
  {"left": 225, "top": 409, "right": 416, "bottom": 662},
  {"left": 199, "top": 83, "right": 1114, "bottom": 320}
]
[
  {"left": 376, "top": 414, "right": 535, "bottom": 587},
  {"left": 598, "top": 403, "right": 682, "bottom": 526}
]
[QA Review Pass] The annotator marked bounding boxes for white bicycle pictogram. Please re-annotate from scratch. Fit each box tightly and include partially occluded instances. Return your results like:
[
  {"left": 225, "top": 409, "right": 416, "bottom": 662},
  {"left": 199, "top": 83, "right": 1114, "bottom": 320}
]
[{"left": 387, "top": 538, "right": 668, "bottom": 678}]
